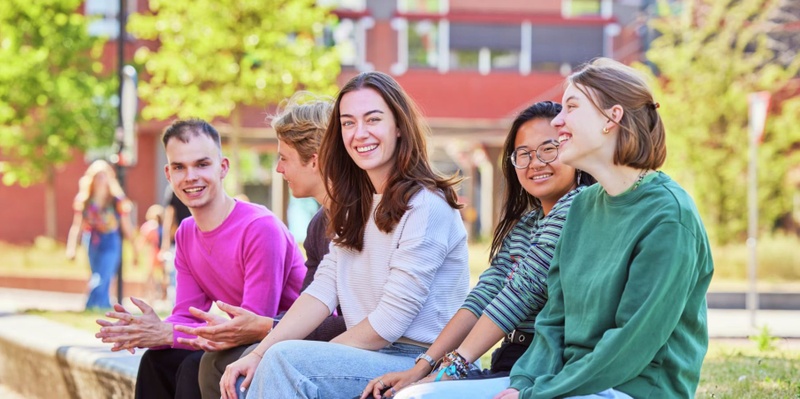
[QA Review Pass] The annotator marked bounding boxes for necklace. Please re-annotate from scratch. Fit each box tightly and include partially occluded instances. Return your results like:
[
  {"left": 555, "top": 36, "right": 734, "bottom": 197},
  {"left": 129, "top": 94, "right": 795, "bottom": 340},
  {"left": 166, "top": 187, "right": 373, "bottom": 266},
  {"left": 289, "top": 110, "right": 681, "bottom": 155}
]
[{"left": 631, "top": 169, "right": 650, "bottom": 191}]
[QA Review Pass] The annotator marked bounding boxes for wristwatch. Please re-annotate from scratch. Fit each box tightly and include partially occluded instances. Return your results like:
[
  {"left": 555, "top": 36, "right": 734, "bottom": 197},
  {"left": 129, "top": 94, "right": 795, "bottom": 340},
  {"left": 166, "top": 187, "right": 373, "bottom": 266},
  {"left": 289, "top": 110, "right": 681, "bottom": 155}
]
[{"left": 415, "top": 353, "right": 436, "bottom": 368}]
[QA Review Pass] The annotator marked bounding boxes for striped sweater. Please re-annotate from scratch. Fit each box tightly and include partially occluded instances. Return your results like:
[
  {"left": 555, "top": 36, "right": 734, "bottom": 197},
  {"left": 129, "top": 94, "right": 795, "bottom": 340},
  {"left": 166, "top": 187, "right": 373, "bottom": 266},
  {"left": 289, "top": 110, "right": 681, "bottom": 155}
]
[
  {"left": 461, "top": 186, "right": 584, "bottom": 334},
  {"left": 304, "top": 188, "right": 470, "bottom": 344}
]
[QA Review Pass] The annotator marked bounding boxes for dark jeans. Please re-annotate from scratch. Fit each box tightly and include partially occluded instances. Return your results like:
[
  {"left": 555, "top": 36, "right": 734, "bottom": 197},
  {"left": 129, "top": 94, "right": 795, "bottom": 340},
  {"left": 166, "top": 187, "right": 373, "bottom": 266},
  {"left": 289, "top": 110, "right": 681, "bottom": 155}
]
[
  {"left": 465, "top": 340, "right": 528, "bottom": 380},
  {"left": 135, "top": 348, "right": 203, "bottom": 399}
]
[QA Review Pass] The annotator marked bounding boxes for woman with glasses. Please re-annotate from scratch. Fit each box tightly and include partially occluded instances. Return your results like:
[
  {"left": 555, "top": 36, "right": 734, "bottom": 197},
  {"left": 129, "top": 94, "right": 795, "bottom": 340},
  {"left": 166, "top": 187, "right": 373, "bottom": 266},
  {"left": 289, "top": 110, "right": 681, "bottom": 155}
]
[
  {"left": 361, "top": 101, "right": 595, "bottom": 399},
  {"left": 491, "top": 59, "right": 713, "bottom": 399}
]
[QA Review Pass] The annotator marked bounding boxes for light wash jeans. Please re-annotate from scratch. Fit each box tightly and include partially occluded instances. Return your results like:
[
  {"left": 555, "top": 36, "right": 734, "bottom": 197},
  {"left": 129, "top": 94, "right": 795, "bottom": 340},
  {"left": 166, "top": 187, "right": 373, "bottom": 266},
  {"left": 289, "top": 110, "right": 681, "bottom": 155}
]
[
  {"left": 245, "top": 340, "right": 425, "bottom": 399},
  {"left": 85, "top": 231, "right": 121, "bottom": 310},
  {"left": 394, "top": 377, "right": 633, "bottom": 399}
]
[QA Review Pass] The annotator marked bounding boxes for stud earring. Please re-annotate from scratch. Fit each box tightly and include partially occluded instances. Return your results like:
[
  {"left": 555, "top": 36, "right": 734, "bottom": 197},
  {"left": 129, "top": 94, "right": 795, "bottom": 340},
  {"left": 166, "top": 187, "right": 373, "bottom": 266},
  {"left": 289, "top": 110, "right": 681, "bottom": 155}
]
[{"left": 602, "top": 127, "right": 610, "bottom": 134}]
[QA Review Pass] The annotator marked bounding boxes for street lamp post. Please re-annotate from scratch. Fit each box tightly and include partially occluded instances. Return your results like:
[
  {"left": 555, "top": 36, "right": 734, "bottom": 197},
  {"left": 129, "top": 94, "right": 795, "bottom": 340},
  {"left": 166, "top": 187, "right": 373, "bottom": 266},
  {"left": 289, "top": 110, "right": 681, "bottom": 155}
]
[
  {"left": 746, "top": 91, "right": 771, "bottom": 328},
  {"left": 114, "top": 0, "right": 138, "bottom": 305}
]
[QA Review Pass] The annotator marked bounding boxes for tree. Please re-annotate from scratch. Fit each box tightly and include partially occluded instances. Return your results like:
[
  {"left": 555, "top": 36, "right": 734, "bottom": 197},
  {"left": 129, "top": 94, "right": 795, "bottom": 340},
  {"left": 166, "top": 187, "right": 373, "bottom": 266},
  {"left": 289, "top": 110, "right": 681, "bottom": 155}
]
[
  {"left": 0, "top": 0, "right": 116, "bottom": 237},
  {"left": 641, "top": 0, "right": 800, "bottom": 244},
  {"left": 128, "top": 0, "right": 341, "bottom": 193}
]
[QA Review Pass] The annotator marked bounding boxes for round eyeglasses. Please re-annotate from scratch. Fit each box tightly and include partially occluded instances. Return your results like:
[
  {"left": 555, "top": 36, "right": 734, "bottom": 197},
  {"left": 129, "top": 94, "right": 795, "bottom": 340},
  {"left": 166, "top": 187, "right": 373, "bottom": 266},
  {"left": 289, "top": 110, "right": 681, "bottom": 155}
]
[{"left": 510, "top": 140, "right": 560, "bottom": 169}]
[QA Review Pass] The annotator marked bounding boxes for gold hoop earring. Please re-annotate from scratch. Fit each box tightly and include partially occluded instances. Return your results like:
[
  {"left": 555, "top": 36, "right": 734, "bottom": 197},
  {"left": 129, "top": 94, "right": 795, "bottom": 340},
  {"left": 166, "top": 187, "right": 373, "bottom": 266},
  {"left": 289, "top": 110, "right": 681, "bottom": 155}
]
[{"left": 602, "top": 127, "right": 610, "bottom": 134}]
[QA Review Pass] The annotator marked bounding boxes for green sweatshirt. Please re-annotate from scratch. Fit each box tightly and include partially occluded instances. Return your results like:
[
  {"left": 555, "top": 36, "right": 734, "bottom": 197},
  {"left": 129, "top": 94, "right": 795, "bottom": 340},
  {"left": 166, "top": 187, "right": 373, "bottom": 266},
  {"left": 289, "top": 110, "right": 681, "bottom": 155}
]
[{"left": 509, "top": 172, "right": 714, "bottom": 399}]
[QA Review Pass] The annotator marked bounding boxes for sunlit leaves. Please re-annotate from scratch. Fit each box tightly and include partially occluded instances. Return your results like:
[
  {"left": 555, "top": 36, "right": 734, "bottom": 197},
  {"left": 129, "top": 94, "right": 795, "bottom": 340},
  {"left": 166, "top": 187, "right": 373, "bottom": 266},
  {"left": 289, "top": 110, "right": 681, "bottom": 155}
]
[
  {"left": 0, "top": 0, "right": 115, "bottom": 187},
  {"left": 127, "top": 0, "right": 340, "bottom": 122},
  {"left": 641, "top": 0, "right": 800, "bottom": 244}
]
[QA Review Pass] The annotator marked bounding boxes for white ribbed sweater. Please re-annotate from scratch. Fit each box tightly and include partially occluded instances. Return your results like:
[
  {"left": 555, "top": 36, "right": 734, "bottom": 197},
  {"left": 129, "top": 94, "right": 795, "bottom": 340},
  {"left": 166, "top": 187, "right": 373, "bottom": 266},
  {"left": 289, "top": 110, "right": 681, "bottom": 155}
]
[{"left": 304, "top": 188, "right": 470, "bottom": 344}]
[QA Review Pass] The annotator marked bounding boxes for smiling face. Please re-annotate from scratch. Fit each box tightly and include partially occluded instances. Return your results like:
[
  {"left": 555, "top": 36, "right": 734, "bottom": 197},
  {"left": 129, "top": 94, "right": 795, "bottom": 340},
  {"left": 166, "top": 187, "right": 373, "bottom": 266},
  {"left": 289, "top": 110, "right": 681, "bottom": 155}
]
[
  {"left": 338, "top": 88, "right": 399, "bottom": 193},
  {"left": 164, "top": 133, "right": 229, "bottom": 213},
  {"left": 514, "top": 118, "right": 577, "bottom": 213},
  {"left": 276, "top": 140, "right": 322, "bottom": 200},
  {"left": 551, "top": 82, "right": 617, "bottom": 170}
]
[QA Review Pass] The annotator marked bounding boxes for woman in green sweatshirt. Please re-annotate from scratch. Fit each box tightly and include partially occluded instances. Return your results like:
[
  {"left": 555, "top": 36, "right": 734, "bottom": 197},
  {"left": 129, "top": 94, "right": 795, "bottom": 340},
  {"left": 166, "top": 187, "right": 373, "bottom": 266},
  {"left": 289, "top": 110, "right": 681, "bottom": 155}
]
[{"left": 492, "top": 59, "right": 714, "bottom": 399}]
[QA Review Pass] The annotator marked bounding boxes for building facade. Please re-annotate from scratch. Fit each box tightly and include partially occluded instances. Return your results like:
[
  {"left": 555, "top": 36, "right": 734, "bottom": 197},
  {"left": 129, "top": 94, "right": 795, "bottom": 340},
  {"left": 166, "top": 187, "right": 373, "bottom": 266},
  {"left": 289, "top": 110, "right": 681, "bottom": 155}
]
[{"left": 0, "top": 0, "right": 647, "bottom": 244}]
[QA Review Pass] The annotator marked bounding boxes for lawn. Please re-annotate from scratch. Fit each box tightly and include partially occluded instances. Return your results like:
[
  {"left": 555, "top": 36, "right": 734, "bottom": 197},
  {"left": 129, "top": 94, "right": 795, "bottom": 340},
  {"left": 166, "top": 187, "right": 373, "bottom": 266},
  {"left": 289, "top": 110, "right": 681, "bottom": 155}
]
[{"left": 697, "top": 339, "right": 800, "bottom": 398}]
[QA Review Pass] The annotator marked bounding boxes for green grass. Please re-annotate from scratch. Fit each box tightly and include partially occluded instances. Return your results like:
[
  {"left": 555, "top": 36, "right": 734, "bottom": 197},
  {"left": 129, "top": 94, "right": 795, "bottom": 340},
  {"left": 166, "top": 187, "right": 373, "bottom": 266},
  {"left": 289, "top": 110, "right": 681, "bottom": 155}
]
[
  {"left": 23, "top": 308, "right": 110, "bottom": 332},
  {"left": 697, "top": 340, "right": 800, "bottom": 398},
  {"left": 0, "top": 237, "right": 150, "bottom": 281},
  {"left": 712, "top": 233, "right": 800, "bottom": 283}
]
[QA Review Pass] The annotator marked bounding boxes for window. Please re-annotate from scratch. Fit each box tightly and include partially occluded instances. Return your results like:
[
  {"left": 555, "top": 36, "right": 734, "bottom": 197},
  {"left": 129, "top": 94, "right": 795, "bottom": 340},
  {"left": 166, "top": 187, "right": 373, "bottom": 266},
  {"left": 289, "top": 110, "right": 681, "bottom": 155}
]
[
  {"left": 530, "top": 25, "right": 604, "bottom": 72},
  {"left": 563, "top": 0, "right": 602, "bottom": 17},
  {"left": 85, "top": 0, "right": 137, "bottom": 38},
  {"left": 318, "top": 0, "right": 366, "bottom": 12},
  {"left": 408, "top": 20, "right": 440, "bottom": 68},
  {"left": 449, "top": 23, "right": 521, "bottom": 73},
  {"left": 398, "top": 0, "right": 448, "bottom": 14},
  {"left": 325, "top": 18, "right": 359, "bottom": 67}
]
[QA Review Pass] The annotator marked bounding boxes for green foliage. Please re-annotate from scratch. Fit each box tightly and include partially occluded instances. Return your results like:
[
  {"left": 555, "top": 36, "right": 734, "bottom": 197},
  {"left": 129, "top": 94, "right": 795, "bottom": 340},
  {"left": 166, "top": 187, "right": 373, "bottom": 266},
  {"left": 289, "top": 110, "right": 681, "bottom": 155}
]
[
  {"left": 0, "top": 0, "right": 116, "bottom": 187},
  {"left": 750, "top": 326, "right": 780, "bottom": 352},
  {"left": 640, "top": 0, "right": 800, "bottom": 244},
  {"left": 127, "top": 0, "right": 341, "bottom": 122}
]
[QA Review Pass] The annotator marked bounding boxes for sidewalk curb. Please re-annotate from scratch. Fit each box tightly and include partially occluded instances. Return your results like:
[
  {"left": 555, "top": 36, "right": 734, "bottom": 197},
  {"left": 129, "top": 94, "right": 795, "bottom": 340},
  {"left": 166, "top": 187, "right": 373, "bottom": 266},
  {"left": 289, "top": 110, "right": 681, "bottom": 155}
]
[
  {"left": 707, "top": 292, "right": 800, "bottom": 310},
  {"left": 0, "top": 314, "right": 139, "bottom": 399}
]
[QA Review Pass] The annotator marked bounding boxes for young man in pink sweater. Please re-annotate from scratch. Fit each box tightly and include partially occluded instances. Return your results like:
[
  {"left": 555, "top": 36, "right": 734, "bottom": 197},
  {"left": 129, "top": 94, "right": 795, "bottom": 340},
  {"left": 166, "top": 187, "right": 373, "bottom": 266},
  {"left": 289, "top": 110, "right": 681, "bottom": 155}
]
[{"left": 95, "top": 118, "right": 306, "bottom": 399}]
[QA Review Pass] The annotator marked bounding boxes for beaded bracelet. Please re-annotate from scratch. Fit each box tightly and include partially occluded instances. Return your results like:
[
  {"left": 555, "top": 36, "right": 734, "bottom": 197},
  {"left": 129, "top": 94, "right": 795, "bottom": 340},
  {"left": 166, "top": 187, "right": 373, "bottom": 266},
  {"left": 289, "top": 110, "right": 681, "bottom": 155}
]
[{"left": 433, "top": 350, "right": 470, "bottom": 381}]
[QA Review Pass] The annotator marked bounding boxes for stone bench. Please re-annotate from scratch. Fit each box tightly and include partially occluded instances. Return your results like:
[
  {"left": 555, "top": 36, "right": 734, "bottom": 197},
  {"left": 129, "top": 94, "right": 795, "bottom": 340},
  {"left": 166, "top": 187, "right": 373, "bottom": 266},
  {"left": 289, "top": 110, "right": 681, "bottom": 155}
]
[{"left": 0, "top": 314, "right": 140, "bottom": 399}]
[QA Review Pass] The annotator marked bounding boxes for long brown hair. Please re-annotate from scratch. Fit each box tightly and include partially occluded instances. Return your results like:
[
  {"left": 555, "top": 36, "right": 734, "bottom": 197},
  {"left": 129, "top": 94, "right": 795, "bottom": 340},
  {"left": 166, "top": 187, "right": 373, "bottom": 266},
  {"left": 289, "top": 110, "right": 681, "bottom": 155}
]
[
  {"left": 319, "top": 71, "right": 462, "bottom": 251},
  {"left": 74, "top": 159, "right": 126, "bottom": 212}
]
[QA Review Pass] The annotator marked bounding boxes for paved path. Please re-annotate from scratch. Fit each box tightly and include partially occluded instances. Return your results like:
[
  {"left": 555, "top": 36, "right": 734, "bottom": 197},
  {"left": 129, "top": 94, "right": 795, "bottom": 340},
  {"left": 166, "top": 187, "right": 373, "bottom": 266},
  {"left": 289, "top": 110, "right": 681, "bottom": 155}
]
[
  {"left": 0, "top": 287, "right": 84, "bottom": 313},
  {"left": 0, "top": 287, "right": 174, "bottom": 315}
]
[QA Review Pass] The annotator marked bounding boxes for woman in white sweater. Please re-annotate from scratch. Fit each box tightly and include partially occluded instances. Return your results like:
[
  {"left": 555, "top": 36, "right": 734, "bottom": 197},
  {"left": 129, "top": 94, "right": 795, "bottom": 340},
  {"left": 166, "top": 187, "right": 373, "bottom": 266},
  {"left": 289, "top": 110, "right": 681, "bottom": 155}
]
[{"left": 219, "top": 71, "right": 470, "bottom": 399}]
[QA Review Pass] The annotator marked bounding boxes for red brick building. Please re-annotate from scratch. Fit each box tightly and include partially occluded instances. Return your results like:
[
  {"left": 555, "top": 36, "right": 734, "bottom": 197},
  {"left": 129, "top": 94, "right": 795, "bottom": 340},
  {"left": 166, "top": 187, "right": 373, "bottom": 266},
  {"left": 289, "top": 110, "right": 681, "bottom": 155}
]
[{"left": 0, "top": 0, "right": 645, "bottom": 244}]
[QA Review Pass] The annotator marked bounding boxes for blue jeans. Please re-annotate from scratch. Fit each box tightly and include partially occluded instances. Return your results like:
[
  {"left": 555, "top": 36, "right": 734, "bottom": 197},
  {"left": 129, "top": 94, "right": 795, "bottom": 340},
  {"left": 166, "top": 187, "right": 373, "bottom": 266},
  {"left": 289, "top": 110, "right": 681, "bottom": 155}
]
[
  {"left": 85, "top": 231, "right": 121, "bottom": 309},
  {"left": 245, "top": 340, "right": 425, "bottom": 399},
  {"left": 394, "top": 378, "right": 633, "bottom": 399}
]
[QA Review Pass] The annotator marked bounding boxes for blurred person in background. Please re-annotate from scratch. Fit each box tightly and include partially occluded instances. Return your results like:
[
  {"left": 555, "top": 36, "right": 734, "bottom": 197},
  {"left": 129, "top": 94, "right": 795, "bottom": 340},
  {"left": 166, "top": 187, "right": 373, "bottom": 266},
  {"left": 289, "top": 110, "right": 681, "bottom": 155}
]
[
  {"left": 66, "top": 159, "right": 138, "bottom": 310},
  {"left": 138, "top": 204, "right": 168, "bottom": 303}
]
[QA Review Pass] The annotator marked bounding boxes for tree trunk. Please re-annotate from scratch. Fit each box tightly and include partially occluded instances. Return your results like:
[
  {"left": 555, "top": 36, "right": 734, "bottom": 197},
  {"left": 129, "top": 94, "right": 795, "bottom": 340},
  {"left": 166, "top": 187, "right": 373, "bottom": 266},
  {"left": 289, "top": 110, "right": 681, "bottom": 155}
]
[
  {"left": 45, "top": 165, "right": 57, "bottom": 239},
  {"left": 230, "top": 108, "right": 244, "bottom": 196}
]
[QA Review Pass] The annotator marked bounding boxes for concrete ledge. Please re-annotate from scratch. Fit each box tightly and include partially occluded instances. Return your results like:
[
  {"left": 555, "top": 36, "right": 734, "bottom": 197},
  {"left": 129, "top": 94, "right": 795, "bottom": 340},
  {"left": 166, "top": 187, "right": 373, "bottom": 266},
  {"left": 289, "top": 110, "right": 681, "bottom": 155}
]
[{"left": 0, "top": 314, "right": 140, "bottom": 399}]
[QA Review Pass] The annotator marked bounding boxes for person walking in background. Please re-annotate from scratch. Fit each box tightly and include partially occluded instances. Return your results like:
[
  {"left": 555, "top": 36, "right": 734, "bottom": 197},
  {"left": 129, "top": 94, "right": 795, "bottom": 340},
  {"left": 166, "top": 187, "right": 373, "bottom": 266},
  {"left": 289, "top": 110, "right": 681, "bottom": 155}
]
[
  {"left": 491, "top": 58, "right": 714, "bottom": 399},
  {"left": 65, "top": 159, "right": 138, "bottom": 310},
  {"left": 95, "top": 118, "right": 307, "bottom": 399},
  {"left": 219, "top": 71, "right": 470, "bottom": 399},
  {"left": 138, "top": 204, "right": 168, "bottom": 304},
  {"left": 188, "top": 92, "right": 348, "bottom": 399},
  {"left": 362, "top": 101, "right": 595, "bottom": 399}
]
